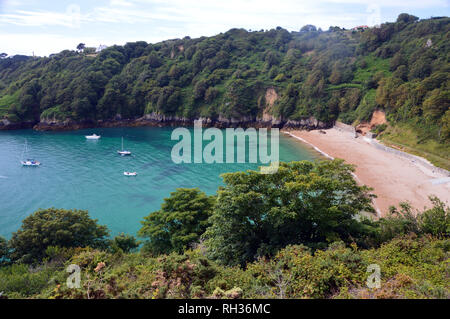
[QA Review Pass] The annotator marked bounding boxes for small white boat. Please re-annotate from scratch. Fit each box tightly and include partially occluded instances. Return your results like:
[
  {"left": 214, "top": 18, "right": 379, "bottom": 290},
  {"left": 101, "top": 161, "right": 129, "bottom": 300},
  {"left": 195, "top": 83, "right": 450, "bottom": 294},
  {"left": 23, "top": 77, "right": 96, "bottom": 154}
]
[
  {"left": 21, "top": 159, "right": 41, "bottom": 167},
  {"left": 124, "top": 172, "right": 137, "bottom": 176},
  {"left": 117, "top": 137, "right": 131, "bottom": 156},
  {"left": 85, "top": 134, "right": 101, "bottom": 140}
]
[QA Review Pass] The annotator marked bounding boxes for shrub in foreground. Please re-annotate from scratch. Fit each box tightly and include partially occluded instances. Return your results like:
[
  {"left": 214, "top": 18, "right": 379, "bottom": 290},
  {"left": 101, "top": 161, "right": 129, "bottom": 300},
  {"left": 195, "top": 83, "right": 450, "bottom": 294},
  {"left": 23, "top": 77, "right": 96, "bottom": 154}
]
[{"left": 9, "top": 208, "right": 109, "bottom": 264}]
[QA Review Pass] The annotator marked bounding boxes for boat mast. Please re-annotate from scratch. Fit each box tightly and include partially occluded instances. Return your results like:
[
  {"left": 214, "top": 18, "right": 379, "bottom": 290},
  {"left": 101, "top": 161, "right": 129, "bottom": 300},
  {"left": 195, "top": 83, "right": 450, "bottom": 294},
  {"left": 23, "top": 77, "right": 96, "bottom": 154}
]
[{"left": 22, "top": 139, "right": 27, "bottom": 161}]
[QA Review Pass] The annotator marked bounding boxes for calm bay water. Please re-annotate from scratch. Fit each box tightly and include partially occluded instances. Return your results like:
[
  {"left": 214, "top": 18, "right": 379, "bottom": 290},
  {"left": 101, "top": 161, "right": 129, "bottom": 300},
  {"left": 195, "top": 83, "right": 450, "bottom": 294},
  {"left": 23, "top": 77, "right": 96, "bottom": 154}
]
[{"left": 0, "top": 127, "right": 319, "bottom": 238}]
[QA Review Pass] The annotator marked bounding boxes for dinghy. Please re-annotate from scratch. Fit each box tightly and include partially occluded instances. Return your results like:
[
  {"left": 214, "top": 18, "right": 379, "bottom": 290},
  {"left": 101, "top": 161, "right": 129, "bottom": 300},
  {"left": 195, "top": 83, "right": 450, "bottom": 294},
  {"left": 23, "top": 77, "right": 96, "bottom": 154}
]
[
  {"left": 85, "top": 134, "right": 101, "bottom": 140},
  {"left": 124, "top": 172, "right": 137, "bottom": 176},
  {"left": 21, "top": 159, "right": 41, "bottom": 167}
]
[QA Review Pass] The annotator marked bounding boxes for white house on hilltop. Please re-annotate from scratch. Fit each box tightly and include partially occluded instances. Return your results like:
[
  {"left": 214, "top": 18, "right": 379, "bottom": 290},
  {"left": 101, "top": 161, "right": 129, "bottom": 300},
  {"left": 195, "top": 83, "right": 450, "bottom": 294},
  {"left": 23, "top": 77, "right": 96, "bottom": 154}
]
[{"left": 96, "top": 45, "right": 108, "bottom": 53}]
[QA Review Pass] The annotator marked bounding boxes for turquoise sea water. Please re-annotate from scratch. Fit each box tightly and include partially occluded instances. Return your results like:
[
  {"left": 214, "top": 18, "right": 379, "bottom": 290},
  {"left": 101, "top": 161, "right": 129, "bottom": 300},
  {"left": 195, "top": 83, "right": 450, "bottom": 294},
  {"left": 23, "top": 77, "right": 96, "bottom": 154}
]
[{"left": 0, "top": 127, "right": 320, "bottom": 238}]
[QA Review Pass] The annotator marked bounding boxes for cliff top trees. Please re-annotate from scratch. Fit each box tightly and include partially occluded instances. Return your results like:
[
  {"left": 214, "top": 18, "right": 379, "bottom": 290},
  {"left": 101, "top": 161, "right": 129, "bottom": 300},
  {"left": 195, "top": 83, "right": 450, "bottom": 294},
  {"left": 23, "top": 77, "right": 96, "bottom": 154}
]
[
  {"left": 397, "top": 13, "right": 419, "bottom": 24},
  {"left": 76, "top": 43, "right": 85, "bottom": 52},
  {"left": 300, "top": 25, "right": 317, "bottom": 32}
]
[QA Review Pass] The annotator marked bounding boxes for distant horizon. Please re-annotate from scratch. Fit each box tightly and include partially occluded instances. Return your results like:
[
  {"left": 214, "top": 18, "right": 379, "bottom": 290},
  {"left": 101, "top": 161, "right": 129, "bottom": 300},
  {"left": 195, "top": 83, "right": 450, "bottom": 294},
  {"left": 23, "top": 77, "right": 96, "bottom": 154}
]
[{"left": 1, "top": 0, "right": 449, "bottom": 57}]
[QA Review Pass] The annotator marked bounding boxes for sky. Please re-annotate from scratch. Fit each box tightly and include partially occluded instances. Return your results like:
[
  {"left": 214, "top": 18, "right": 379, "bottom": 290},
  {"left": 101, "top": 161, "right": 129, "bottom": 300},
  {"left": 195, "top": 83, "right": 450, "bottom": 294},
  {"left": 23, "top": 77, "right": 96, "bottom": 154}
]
[{"left": 0, "top": 0, "right": 449, "bottom": 57}]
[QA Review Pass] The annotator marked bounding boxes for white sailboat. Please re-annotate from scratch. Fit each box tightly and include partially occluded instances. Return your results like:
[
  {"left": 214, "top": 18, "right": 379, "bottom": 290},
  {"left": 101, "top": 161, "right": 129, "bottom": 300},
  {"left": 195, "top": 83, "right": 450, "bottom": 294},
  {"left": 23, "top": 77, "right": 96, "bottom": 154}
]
[
  {"left": 117, "top": 137, "right": 131, "bottom": 156},
  {"left": 85, "top": 134, "right": 101, "bottom": 140},
  {"left": 21, "top": 139, "right": 41, "bottom": 167}
]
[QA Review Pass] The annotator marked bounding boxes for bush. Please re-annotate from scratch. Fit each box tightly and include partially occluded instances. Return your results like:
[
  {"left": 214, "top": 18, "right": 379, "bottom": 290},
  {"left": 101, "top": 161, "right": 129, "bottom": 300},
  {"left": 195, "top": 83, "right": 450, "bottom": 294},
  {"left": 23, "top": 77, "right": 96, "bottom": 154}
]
[
  {"left": 377, "top": 197, "right": 449, "bottom": 243},
  {"left": 0, "top": 236, "right": 9, "bottom": 264},
  {"left": 9, "top": 208, "right": 109, "bottom": 264},
  {"left": 0, "top": 263, "right": 57, "bottom": 298},
  {"left": 110, "top": 233, "right": 140, "bottom": 253},
  {"left": 419, "top": 197, "right": 449, "bottom": 238},
  {"left": 372, "top": 123, "right": 387, "bottom": 135}
]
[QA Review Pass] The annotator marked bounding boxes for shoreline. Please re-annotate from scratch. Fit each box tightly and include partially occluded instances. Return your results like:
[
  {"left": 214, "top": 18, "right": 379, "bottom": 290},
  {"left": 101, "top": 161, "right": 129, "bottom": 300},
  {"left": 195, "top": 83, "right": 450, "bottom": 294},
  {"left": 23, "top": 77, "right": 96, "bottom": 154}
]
[
  {"left": 0, "top": 115, "right": 332, "bottom": 132},
  {"left": 284, "top": 128, "right": 450, "bottom": 217},
  {"left": 283, "top": 131, "right": 334, "bottom": 160}
]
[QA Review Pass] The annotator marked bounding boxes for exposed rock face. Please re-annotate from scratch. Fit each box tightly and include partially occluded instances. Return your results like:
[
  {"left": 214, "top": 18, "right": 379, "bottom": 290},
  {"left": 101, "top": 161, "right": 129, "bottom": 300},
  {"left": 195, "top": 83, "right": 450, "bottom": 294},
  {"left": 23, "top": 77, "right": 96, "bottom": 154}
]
[
  {"left": 356, "top": 110, "right": 387, "bottom": 135},
  {"left": 31, "top": 113, "right": 332, "bottom": 131},
  {"left": 369, "top": 110, "right": 387, "bottom": 127},
  {"left": 142, "top": 112, "right": 191, "bottom": 123},
  {"left": 0, "top": 119, "right": 11, "bottom": 127},
  {"left": 283, "top": 117, "right": 329, "bottom": 129},
  {"left": 30, "top": 112, "right": 332, "bottom": 131},
  {"left": 257, "top": 87, "right": 282, "bottom": 126},
  {"left": 0, "top": 119, "right": 37, "bottom": 130}
]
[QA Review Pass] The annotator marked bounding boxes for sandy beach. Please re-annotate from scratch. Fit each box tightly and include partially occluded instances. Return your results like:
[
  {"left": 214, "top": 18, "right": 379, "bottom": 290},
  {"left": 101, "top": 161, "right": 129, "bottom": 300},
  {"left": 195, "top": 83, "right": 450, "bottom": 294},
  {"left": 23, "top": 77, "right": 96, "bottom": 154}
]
[{"left": 286, "top": 128, "right": 450, "bottom": 217}]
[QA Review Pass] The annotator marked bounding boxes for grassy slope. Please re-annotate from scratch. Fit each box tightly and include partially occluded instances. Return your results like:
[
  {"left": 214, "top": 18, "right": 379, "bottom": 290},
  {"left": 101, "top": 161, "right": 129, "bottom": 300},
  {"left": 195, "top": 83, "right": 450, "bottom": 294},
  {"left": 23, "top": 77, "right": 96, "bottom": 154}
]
[{"left": 379, "top": 123, "right": 450, "bottom": 170}]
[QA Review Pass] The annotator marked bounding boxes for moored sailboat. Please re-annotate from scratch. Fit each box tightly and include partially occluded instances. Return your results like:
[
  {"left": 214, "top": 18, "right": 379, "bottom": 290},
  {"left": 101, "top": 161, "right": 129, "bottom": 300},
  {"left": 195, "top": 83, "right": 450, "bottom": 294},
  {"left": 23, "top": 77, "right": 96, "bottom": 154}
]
[
  {"left": 117, "top": 137, "right": 131, "bottom": 156},
  {"left": 20, "top": 140, "right": 41, "bottom": 166}
]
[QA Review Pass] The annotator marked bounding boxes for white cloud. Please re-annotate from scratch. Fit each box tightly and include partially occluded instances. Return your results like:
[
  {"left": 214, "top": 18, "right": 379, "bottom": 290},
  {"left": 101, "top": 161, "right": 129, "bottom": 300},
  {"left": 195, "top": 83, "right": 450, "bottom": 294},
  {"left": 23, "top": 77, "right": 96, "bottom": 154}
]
[
  {"left": 110, "top": 0, "right": 134, "bottom": 6},
  {"left": 4, "top": 0, "right": 444, "bottom": 29},
  {"left": 324, "top": 0, "right": 448, "bottom": 8},
  {"left": 0, "top": 6, "right": 85, "bottom": 28},
  {"left": 0, "top": 33, "right": 104, "bottom": 56}
]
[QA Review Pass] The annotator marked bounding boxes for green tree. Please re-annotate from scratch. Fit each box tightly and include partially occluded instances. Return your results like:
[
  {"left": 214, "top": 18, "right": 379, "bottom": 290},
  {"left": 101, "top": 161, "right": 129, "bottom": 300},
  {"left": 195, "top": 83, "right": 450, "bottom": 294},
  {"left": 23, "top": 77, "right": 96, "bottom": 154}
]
[
  {"left": 0, "top": 236, "right": 8, "bottom": 263},
  {"left": 377, "top": 203, "right": 420, "bottom": 243},
  {"left": 76, "top": 43, "right": 86, "bottom": 52},
  {"left": 419, "top": 196, "right": 449, "bottom": 238},
  {"left": 300, "top": 24, "right": 317, "bottom": 32},
  {"left": 204, "top": 160, "right": 376, "bottom": 266},
  {"left": 377, "top": 196, "right": 449, "bottom": 242},
  {"left": 389, "top": 52, "right": 406, "bottom": 71},
  {"left": 396, "top": 13, "right": 419, "bottom": 24},
  {"left": 139, "top": 188, "right": 215, "bottom": 255},
  {"left": 441, "top": 109, "right": 450, "bottom": 140},
  {"left": 9, "top": 208, "right": 109, "bottom": 264},
  {"left": 110, "top": 233, "right": 140, "bottom": 253},
  {"left": 422, "top": 89, "right": 449, "bottom": 121}
]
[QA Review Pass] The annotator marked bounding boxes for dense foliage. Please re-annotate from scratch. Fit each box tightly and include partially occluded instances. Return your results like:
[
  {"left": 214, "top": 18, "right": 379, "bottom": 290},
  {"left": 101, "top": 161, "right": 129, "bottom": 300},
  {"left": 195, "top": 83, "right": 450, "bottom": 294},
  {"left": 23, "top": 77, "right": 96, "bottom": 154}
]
[
  {"left": 0, "top": 236, "right": 8, "bottom": 264},
  {"left": 0, "top": 235, "right": 447, "bottom": 299},
  {"left": 109, "top": 233, "right": 140, "bottom": 254},
  {"left": 139, "top": 188, "right": 215, "bottom": 255},
  {"left": 0, "top": 160, "right": 448, "bottom": 299},
  {"left": 378, "top": 196, "right": 450, "bottom": 242},
  {"left": 8, "top": 208, "right": 109, "bottom": 264},
  {"left": 1, "top": 15, "right": 448, "bottom": 162},
  {"left": 204, "top": 160, "right": 376, "bottom": 266}
]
